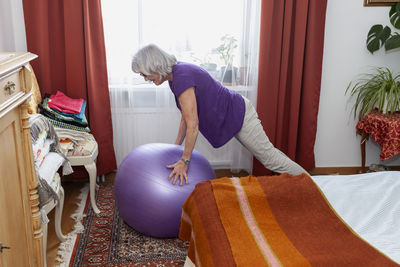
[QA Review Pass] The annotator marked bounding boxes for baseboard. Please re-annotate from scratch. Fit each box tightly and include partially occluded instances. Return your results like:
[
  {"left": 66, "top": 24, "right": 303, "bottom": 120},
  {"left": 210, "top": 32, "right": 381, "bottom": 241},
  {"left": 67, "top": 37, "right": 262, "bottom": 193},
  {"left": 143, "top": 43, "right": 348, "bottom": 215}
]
[{"left": 309, "top": 166, "right": 400, "bottom": 175}]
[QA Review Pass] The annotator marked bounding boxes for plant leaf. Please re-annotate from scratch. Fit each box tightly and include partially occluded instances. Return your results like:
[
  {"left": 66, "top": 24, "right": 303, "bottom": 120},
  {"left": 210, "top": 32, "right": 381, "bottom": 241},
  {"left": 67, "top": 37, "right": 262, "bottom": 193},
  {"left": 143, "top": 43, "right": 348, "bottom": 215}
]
[
  {"left": 385, "top": 32, "right": 400, "bottom": 50},
  {"left": 345, "top": 67, "right": 400, "bottom": 119},
  {"left": 389, "top": 2, "right": 400, "bottom": 30},
  {"left": 367, "top": 25, "right": 391, "bottom": 53}
]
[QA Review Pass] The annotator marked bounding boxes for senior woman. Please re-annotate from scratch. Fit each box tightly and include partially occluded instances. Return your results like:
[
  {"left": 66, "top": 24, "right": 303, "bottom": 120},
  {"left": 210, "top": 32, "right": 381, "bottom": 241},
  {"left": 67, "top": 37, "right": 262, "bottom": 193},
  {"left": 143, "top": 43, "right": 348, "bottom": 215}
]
[{"left": 131, "top": 44, "right": 307, "bottom": 186}]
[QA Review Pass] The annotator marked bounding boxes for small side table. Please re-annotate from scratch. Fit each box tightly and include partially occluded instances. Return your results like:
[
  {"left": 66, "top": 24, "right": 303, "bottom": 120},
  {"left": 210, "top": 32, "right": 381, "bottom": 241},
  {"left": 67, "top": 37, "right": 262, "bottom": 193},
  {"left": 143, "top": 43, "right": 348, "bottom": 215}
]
[{"left": 356, "top": 109, "right": 400, "bottom": 168}]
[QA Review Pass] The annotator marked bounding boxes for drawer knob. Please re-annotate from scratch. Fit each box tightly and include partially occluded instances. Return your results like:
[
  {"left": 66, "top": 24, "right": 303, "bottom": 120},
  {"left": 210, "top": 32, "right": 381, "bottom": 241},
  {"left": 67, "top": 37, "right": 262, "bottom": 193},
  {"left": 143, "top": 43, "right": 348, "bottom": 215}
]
[
  {"left": 4, "top": 81, "right": 16, "bottom": 95},
  {"left": 0, "top": 242, "right": 11, "bottom": 253}
]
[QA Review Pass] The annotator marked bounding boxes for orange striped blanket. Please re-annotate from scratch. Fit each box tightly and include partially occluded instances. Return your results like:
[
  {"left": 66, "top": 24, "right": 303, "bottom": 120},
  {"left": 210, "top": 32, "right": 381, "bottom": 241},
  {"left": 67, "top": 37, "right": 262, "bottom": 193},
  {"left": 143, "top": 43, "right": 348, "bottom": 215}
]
[{"left": 179, "top": 174, "right": 398, "bottom": 266}]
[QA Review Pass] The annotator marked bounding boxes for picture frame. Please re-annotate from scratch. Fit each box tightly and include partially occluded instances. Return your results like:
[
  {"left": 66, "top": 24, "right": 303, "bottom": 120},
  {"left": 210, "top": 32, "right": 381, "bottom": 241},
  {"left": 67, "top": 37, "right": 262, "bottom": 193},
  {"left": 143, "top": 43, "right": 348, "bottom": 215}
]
[{"left": 364, "top": 0, "right": 399, "bottom": 6}]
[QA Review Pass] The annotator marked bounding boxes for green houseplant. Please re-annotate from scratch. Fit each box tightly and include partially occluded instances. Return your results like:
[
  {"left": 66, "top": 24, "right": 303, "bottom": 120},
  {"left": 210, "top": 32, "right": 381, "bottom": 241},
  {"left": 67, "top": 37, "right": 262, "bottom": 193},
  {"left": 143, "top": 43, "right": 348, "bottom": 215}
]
[
  {"left": 346, "top": 67, "right": 400, "bottom": 119},
  {"left": 367, "top": 1, "right": 400, "bottom": 54},
  {"left": 215, "top": 34, "right": 238, "bottom": 66},
  {"left": 190, "top": 52, "right": 217, "bottom": 71},
  {"left": 215, "top": 34, "right": 238, "bottom": 84}
]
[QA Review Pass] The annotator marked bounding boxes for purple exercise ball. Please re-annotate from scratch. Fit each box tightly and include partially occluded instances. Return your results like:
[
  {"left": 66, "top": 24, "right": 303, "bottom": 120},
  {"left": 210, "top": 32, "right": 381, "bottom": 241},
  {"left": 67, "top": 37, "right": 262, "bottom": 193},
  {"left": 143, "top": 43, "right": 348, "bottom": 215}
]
[{"left": 114, "top": 143, "right": 215, "bottom": 238}]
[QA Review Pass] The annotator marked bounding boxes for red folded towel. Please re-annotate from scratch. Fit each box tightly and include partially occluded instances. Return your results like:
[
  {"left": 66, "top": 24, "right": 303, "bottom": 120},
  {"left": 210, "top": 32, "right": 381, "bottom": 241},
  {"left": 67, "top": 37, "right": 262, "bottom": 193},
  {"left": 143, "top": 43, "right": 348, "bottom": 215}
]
[{"left": 48, "top": 91, "right": 84, "bottom": 114}]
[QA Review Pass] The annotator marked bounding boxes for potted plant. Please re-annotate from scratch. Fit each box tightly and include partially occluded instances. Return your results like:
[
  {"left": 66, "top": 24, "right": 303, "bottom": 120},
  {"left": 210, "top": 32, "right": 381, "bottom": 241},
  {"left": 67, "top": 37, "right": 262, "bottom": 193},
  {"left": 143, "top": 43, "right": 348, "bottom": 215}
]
[
  {"left": 366, "top": 2, "right": 400, "bottom": 54},
  {"left": 215, "top": 34, "right": 238, "bottom": 85},
  {"left": 346, "top": 67, "right": 400, "bottom": 119},
  {"left": 190, "top": 52, "right": 218, "bottom": 79}
]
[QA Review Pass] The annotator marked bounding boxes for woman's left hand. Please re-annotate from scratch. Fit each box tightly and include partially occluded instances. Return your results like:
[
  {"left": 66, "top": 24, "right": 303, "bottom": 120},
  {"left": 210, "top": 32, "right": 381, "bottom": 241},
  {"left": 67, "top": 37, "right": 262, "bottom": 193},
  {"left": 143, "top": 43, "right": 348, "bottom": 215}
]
[{"left": 167, "top": 160, "right": 188, "bottom": 186}]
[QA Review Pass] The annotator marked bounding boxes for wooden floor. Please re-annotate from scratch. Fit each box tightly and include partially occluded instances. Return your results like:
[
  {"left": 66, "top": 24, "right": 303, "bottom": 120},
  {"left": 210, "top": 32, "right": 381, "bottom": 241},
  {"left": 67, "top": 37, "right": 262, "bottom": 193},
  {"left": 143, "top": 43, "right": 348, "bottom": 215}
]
[
  {"left": 45, "top": 180, "right": 88, "bottom": 266},
  {"left": 45, "top": 166, "right": 395, "bottom": 266}
]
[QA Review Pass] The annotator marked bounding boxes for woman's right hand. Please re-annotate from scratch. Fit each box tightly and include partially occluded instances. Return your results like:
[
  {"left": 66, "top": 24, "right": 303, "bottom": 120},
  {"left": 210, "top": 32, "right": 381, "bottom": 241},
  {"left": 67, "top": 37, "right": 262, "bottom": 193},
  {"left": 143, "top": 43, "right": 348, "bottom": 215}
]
[{"left": 166, "top": 160, "right": 189, "bottom": 186}]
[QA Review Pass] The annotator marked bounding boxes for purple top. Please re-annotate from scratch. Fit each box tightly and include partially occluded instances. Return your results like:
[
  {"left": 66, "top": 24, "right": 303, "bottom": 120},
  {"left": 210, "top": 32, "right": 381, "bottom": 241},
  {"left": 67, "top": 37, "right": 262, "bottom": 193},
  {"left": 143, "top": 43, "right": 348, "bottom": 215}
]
[{"left": 168, "top": 62, "right": 245, "bottom": 148}]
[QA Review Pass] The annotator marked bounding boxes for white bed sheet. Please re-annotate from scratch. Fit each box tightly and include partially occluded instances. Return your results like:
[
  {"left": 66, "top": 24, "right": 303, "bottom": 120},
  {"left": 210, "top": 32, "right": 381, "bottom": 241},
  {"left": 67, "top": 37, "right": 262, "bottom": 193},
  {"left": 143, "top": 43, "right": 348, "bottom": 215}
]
[{"left": 312, "top": 171, "right": 400, "bottom": 264}]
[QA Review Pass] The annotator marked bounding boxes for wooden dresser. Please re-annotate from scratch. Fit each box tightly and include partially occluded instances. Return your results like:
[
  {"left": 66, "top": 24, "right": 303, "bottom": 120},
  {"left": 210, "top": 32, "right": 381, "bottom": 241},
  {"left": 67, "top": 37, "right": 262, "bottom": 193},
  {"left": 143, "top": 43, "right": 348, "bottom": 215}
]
[{"left": 0, "top": 52, "right": 44, "bottom": 266}]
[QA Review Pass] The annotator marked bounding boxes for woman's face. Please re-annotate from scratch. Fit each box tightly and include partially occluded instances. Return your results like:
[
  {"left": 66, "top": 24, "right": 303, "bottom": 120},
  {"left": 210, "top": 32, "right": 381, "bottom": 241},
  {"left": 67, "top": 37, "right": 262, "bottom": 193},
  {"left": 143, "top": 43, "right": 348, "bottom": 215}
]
[{"left": 141, "top": 72, "right": 166, "bottom": 86}]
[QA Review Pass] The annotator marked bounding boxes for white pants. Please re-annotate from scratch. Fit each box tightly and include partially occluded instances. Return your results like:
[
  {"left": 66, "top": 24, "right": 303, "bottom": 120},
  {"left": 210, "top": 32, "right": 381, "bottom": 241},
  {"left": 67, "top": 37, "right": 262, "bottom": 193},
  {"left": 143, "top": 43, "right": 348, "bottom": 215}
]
[{"left": 235, "top": 97, "right": 307, "bottom": 176}]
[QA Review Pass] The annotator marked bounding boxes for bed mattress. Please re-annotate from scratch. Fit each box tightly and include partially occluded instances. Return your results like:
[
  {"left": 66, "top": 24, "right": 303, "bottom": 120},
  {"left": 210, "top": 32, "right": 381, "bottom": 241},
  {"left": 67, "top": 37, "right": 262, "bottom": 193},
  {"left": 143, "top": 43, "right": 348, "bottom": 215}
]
[{"left": 312, "top": 171, "right": 400, "bottom": 263}]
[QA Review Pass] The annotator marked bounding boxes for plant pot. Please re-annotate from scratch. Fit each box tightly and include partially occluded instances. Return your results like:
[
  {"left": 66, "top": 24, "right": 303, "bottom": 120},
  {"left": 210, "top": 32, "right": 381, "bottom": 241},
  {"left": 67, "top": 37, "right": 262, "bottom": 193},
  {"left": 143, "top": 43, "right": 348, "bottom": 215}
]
[
  {"left": 220, "top": 66, "right": 238, "bottom": 86},
  {"left": 374, "top": 97, "right": 399, "bottom": 114},
  {"left": 200, "top": 63, "right": 218, "bottom": 79},
  {"left": 200, "top": 63, "right": 217, "bottom": 71}
]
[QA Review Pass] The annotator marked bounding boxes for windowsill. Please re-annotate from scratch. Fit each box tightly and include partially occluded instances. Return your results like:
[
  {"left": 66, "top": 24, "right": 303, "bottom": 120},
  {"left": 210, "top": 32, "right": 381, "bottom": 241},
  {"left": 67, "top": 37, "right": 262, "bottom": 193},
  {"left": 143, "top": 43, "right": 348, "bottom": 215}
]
[
  {"left": 109, "top": 83, "right": 255, "bottom": 110},
  {"left": 109, "top": 83, "right": 254, "bottom": 92}
]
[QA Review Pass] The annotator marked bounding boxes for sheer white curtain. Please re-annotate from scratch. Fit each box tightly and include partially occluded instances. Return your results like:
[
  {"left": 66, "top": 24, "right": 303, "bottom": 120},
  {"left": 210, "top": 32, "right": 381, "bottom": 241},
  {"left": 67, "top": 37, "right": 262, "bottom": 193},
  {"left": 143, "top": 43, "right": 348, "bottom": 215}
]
[{"left": 102, "top": 0, "right": 261, "bottom": 172}]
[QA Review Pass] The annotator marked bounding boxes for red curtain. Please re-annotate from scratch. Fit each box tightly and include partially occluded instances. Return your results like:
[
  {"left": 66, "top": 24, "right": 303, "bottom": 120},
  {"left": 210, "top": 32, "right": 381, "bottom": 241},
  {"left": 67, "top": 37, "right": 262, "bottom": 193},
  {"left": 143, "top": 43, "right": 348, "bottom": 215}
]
[
  {"left": 22, "top": 0, "right": 116, "bottom": 175},
  {"left": 253, "top": 0, "right": 327, "bottom": 175}
]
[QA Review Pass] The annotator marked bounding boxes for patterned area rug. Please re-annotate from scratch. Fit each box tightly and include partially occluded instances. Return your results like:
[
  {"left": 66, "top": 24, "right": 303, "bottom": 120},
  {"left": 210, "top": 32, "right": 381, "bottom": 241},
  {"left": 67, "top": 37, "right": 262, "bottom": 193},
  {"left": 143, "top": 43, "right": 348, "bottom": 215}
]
[{"left": 70, "top": 183, "right": 189, "bottom": 266}]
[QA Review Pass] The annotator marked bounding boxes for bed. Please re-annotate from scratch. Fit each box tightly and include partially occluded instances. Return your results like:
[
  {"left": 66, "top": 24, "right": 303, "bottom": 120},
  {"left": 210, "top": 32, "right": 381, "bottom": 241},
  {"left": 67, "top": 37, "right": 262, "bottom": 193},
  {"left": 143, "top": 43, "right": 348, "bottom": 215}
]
[{"left": 179, "top": 171, "right": 400, "bottom": 266}]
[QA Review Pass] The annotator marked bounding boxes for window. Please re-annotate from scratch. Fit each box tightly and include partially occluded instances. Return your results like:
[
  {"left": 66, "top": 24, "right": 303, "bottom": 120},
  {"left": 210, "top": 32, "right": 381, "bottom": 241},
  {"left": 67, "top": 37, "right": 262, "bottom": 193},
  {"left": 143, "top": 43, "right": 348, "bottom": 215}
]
[
  {"left": 102, "top": 0, "right": 261, "bottom": 172},
  {"left": 102, "top": 0, "right": 256, "bottom": 87}
]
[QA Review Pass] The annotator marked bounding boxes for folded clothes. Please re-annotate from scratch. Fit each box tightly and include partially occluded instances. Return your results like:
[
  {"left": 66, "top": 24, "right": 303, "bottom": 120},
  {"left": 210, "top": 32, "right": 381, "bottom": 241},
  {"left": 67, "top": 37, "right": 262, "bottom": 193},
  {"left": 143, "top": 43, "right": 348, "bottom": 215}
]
[
  {"left": 44, "top": 93, "right": 86, "bottom": 120},
  {"left": 54, "top": 126, "right": 92, "bottom": 144},
  {"left": 48, "top": 91, "right": 84, "bottom": 114},
  {"left": 46, "top": 117, "right": 91, "bottom": 132},
  {"left": 39, "top": 97, "right": 88, "bottom": 127},
  {"left": 67, "top": 138, "right": 97, "bottom": 157},
  {"left": 59, "top": 141, "right": 74, "bottom": 155},
  {"left": 52, "top": 99, "right": 86, "bottom": 120},
  {"left": 57, "top": 131, "right": 96, "bottom": 157}
]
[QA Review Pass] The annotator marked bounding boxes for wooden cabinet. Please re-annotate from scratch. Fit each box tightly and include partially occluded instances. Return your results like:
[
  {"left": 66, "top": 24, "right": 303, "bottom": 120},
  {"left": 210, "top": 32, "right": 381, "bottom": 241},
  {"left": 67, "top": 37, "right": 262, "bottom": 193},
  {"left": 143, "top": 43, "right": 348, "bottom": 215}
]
[{"left": 0, "top": 52, "right": 43, "bottom": 266}]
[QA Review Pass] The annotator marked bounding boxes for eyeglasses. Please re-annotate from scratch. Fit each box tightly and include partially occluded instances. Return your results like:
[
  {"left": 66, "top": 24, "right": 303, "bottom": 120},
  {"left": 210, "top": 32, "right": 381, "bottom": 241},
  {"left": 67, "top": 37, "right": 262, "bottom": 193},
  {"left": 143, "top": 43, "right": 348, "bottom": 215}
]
[{"left": 140, "top": 73, "right": 149, "bottom": 78}]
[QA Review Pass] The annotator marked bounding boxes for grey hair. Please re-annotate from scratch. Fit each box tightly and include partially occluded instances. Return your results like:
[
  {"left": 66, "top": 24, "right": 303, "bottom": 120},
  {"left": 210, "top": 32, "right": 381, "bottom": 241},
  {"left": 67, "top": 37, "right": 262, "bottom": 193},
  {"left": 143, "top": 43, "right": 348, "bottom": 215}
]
[{"left": 131, "top": 44, "right": 177, "bottom": 78}]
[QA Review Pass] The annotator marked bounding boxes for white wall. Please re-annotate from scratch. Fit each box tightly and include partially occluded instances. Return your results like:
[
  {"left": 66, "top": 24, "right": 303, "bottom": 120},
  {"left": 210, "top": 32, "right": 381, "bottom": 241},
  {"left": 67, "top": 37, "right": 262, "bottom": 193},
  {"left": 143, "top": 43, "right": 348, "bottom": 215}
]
[
  {"left": 0, "top": 0, "right": 26, "bottom": 52},
  {"left": 2, "top": 0, "right": 400, "bottom": 167},
  {"left": 316, "top": 0, "right": 400, "bottom": 167}
]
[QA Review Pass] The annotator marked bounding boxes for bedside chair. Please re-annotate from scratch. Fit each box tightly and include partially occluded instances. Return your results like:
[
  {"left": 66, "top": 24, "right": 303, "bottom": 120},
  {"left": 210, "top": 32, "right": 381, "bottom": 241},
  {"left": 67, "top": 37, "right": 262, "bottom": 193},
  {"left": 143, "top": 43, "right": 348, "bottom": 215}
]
[
  {"left": 40, "top": 173, "right": 66, "bottom": 267},
  {"left": 65, "top": 136, "right": 101, "bottom": 214},
  {"left": 27, "top": 64, "right": 101, "bottom": 214},
  {"left": 29, "top": 113, "right": 69, "bottom": 267}
]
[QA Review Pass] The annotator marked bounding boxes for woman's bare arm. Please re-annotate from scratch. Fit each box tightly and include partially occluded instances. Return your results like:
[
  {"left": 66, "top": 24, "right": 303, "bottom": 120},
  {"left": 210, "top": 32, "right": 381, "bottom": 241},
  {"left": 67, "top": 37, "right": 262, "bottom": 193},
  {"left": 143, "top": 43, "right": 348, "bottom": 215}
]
[
  {"left": 166, "top": 87, "right": 199, "bottom": 185},
  {"left": 174, "top": 116, "right": 187, "bottom": 145}
]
